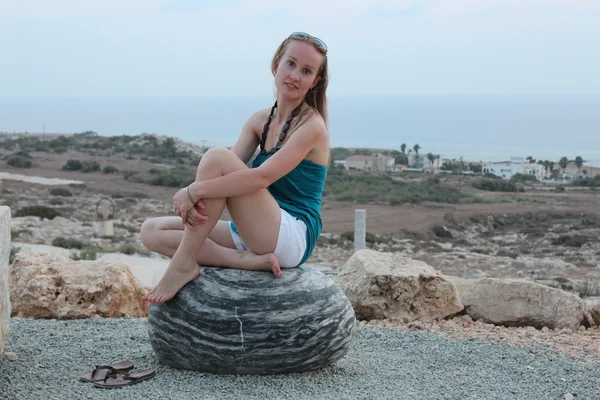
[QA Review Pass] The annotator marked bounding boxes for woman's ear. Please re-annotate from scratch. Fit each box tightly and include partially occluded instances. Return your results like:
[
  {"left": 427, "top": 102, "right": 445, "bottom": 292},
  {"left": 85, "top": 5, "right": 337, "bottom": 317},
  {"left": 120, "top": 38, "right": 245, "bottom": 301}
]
[{"left": 311, "top": 76, "right": 321, "bottom": 89}]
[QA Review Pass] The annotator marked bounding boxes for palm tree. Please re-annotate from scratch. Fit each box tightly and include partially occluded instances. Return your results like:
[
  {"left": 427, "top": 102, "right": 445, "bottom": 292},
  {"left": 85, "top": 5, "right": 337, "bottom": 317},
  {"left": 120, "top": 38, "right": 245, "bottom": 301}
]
[
  {"left": 413, "top": 144, "right": 421, "bottom": 168},
  {"left": 426, "top": 152, "right": 435, "bottom": 170},
  {"left": 574, "top": 156, "right": 584, "bottom": 175},
  {"left": 542, "top": 160, "right": 551, "bottom": 178},
  {"left": 400, "top": 143, "right": 407, "bottom": 165},
  {"left": 558, "top": 157, "right": 569, "bottom": 175}
]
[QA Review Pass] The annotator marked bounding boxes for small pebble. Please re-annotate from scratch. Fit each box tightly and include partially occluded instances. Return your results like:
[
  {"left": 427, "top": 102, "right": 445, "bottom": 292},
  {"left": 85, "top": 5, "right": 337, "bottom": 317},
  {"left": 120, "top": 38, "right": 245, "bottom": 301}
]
[{"left": 4, "top": 351, "right": 18, "bottom": 361}]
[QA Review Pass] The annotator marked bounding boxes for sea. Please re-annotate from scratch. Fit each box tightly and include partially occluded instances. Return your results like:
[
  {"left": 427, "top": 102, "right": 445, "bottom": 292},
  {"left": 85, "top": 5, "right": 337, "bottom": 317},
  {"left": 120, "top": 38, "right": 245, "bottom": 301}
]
[{"left": 1, "top": 95, "right": 599, "bottom": 164}]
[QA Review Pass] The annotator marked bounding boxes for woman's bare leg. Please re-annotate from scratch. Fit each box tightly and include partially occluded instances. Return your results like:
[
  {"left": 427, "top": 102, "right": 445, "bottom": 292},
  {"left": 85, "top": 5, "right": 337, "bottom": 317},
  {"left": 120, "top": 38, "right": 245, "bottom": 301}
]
[
  {"left": 140, "top": 218, "right": 280, "bottom": 273},
  {"left": 143, "top": 148, "right": 282, "bottom": 304}
]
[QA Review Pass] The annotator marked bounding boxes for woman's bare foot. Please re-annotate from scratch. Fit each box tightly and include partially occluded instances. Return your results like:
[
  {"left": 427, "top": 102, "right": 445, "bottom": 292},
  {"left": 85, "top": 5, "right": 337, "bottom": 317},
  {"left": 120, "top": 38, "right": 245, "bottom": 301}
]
[
  {"left": 265, "top": 253, "right": 281, "bottom": 277},
  {"left": 143, "top": 258, "right": 200, "bottom": 304},
  {"left": 237, "top": 251, "right": 281, "bottom": 276}
]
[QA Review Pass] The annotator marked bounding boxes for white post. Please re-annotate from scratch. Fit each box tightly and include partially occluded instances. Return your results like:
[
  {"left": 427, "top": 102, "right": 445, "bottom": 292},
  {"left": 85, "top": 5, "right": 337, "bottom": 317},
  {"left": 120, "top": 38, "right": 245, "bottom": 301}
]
[
  {"left": 354, "top": 209, "right": 366, "bottom": 252},
  {"left": 99, "top": 220, "right": 114, "bottom": 237}
]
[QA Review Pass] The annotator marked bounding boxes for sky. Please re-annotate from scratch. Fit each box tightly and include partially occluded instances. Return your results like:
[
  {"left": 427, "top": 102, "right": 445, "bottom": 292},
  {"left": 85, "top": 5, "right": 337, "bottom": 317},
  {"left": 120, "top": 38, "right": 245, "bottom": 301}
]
[{"left": 1, "top": 0, "right": 599, "bottom": 98}]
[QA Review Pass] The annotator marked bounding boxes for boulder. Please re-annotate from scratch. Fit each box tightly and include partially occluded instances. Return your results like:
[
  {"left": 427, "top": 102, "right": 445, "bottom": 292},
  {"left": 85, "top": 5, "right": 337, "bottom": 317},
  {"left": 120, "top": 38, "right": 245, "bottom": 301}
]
[
  {"left": 0, "top": 206, "right": 10, "bottom": 355},
  {"left": 148, "top": 266, "right": 356, "bottom": 374},
  {"left": 10, "top": 253, "right": 148, "bottom": 319},
  {"left": 448, "top": 276, "right": 586, "bottom": 330},
  {"left": 336, "top": 249, "right": 463, "bottom": 322},
  {"left": 583, "top": 297, "right": 600, "bottom": 326}
]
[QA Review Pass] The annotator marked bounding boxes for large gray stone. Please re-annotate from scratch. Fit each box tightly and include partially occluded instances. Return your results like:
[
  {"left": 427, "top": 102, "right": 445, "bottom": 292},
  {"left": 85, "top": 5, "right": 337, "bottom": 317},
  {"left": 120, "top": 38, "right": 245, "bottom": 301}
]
[
  {"left": 148, "top": 266, "right": 356, "bottom": 374},
  {"left": 0, "top": 206, "right": 10, "bottom": 356},
  {"left": 448, "top": 276, "right": 586, "bottom": 330}
]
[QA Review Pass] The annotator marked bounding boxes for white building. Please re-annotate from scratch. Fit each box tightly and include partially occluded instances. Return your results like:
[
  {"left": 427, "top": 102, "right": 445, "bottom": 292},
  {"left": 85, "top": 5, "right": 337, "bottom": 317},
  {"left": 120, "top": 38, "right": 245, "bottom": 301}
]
[
  {"left": 482, "top": 157, "right": 544, "bottom": 180},
  {"left": 344, "top": 154, "right": 395, "bottom": 172},
  {"left": 523, "top": 163, "right": 546, "bottom": 181}
]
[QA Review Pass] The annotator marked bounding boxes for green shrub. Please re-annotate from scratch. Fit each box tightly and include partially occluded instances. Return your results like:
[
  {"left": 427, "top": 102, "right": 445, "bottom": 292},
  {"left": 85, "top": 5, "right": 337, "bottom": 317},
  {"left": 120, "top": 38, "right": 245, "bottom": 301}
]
[
  {"left": 63, "top": 159, "right": 83, "bottom": 171},
  {"left": 119, "top": 243, "right": 137, "bottom": 255},
  {"left": 521, "top": 227, "right": 546, "bottom": 237},
  {"left": 338, "top": 231, "right": 388, "bottom": 244},
  {"left": 1, "top": 139, "right": 16, "bottom": 150},
  {"left": 427, "top": 176, "right": 441, "bottom": 185},
  {"left": 555, "top": 185, "right": 566, "bottom": 193},
  {"left": 324, "top": 170, "right": 471, "bottom": 204},
  {"left": 551, "top": 235, "right": 589, "bottom": 248},
  {"left": 102, "top": 165, "right": 119, "bottom": 174},
  {"left": 510, "top": 173, "right": 537, "bottom": 183},
  {"left": 70, "top": 247, "right": 98, "bottom": 261},
  {"left": 49, "top": 198, "right": 64, "bottom": 205},
  {"left": 472, "top": 179, "right": 518, "bottom": 192},
  {"left": 472, "top": 248, "right": 490, "bottom": 255},
  {"left": 496, "top": 250, "right": 519, "bottom": 259},
  {"left": 81, "top": 160, "right": 100, "bottom": 173},
  {"left": 432, "top": 226, "right": 452, "bottom": 239},
  {"left": 341, "top": 231, "right": 354, "bottom": 242},
  {"left": 123, "top": 170, "right": 139, "bottom": 181},
  {"left": 50, "top": 187, "right": 73, "bottom": 197},
  {"left": 6, "top": 154, "right": 33, "bottom": 168},
  {"left": 149, "top": 166, "right": 195, "bottom": 187},
  {"left": 52, "top": 237, "right": 85, "bottom": 249},
  {"left": 14, "top": 206, "right": 60, "bottom": 220},
  {"left": 572, "top": 175, "right": 600, "bottom": 187}
]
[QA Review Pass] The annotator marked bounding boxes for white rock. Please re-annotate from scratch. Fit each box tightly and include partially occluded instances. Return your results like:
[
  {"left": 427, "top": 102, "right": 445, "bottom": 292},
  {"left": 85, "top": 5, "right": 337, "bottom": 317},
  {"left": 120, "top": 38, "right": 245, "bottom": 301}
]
[
  {"left": 336, "top": 249, "right": 463, "bottom": 323},
  {"left": 10, "top": 253, "right": 149, "bottom": 319}
]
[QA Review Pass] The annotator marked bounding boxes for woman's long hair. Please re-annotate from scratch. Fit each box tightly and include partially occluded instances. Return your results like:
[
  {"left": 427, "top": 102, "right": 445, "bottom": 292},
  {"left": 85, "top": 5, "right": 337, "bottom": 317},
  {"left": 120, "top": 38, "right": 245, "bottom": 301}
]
[{"left": 270, "top": 35, "right": 329, "bottom": 127}]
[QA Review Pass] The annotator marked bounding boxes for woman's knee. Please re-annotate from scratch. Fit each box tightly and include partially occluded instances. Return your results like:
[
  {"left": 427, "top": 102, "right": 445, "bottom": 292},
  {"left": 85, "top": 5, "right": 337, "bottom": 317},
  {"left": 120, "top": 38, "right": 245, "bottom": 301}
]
[
  {"left": 198, "top": 147, "right": 240, "bottom": 173},
  {"left": 200, "top": 147, "right": 234, "bottom": 166},
  {"left": 140, "top": 218, "right": 160, "bottom": 248}
]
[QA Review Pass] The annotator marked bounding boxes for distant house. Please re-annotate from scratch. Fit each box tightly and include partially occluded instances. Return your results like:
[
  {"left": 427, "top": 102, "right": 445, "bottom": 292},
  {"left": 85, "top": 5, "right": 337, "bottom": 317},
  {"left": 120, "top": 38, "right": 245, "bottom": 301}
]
[
  {"left": 344, "top": 154, "right": 395, "bottom": 172},
  {"left": 523, "top": 163, "right": 545, "bottom": 181},
  {"left": 482, "top": 156, "right": 545, "bottom": 180}
]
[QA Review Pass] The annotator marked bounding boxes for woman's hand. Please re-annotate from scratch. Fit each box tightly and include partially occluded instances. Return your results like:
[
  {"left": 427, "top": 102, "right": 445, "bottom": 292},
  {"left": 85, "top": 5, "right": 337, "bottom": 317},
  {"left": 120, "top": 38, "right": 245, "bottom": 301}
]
[{"left": 173, "top": 186, "right": 208, "bottom": 230}]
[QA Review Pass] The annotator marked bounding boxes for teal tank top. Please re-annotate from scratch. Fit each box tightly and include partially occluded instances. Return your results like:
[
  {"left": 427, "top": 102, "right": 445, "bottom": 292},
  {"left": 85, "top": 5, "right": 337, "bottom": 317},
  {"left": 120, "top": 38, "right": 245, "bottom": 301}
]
[{"left": 230, "top": 152, "right": 327, "bottom": 266}]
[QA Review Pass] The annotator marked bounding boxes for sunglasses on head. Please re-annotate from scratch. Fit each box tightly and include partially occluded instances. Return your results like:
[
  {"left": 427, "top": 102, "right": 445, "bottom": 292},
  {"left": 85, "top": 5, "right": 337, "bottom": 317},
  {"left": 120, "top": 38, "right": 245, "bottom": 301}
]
[{"left": 289, "top": 32, "right": 328, "bottom": 53}]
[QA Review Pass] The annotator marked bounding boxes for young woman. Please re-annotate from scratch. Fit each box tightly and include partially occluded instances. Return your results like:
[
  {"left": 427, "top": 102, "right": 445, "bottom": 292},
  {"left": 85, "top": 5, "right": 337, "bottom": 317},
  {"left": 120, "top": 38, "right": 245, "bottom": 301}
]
[{"left": 140, "top": 32, "right": 330, "bottom": 304}]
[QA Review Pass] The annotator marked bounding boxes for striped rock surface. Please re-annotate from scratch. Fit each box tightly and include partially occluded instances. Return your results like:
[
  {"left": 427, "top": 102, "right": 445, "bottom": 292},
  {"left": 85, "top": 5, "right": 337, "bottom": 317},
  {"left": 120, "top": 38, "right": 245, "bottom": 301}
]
[{"left": 148, "top": 265, "right": 356, "bottom": 374}]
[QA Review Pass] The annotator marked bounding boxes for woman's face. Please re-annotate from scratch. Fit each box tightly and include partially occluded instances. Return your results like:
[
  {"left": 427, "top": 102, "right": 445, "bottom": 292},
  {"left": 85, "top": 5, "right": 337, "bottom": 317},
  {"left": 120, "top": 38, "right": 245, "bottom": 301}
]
[{"left": 275, "top": 40, "right": 324, "bottom": 101}]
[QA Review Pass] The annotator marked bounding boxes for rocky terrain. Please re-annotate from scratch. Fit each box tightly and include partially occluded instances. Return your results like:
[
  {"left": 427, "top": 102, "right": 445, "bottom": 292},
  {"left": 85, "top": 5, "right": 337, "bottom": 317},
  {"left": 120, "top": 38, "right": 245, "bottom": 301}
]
[
  {"left": 2, "top": 138, "right": 600, "bottom": 370},
  {"left": 3, "top": 176, "right": 600, "bottom": 299}
]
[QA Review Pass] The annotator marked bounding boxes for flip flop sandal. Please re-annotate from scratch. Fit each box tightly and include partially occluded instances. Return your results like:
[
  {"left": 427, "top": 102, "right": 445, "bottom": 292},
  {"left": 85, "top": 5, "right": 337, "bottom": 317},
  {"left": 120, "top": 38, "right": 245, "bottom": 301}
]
[
  {"left": 78, "top": 360, "right": 135, "bottom": 383},
  {"left": 93, "top": 369, "right": 156, "bottom": 389}
]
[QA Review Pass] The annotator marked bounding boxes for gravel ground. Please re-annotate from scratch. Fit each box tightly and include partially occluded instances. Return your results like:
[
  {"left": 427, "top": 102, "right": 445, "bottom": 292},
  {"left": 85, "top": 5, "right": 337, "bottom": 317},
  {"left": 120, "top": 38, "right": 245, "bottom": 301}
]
[{"left": 1, "top": 318, "right": 599, "bottom": 400}]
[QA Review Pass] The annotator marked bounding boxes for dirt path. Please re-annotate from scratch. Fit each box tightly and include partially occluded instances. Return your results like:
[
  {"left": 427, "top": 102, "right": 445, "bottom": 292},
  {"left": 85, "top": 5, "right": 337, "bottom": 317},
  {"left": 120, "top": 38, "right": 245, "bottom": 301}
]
[{"left": 321, "top": 201, "right": 600, "bottom": 235}]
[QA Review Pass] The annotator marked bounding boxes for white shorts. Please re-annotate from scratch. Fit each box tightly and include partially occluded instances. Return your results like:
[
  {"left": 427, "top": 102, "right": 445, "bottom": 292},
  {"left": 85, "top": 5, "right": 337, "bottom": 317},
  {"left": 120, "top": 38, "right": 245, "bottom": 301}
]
[{"left": 229, "top": 208, "right": 307, "bottom": 268}]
